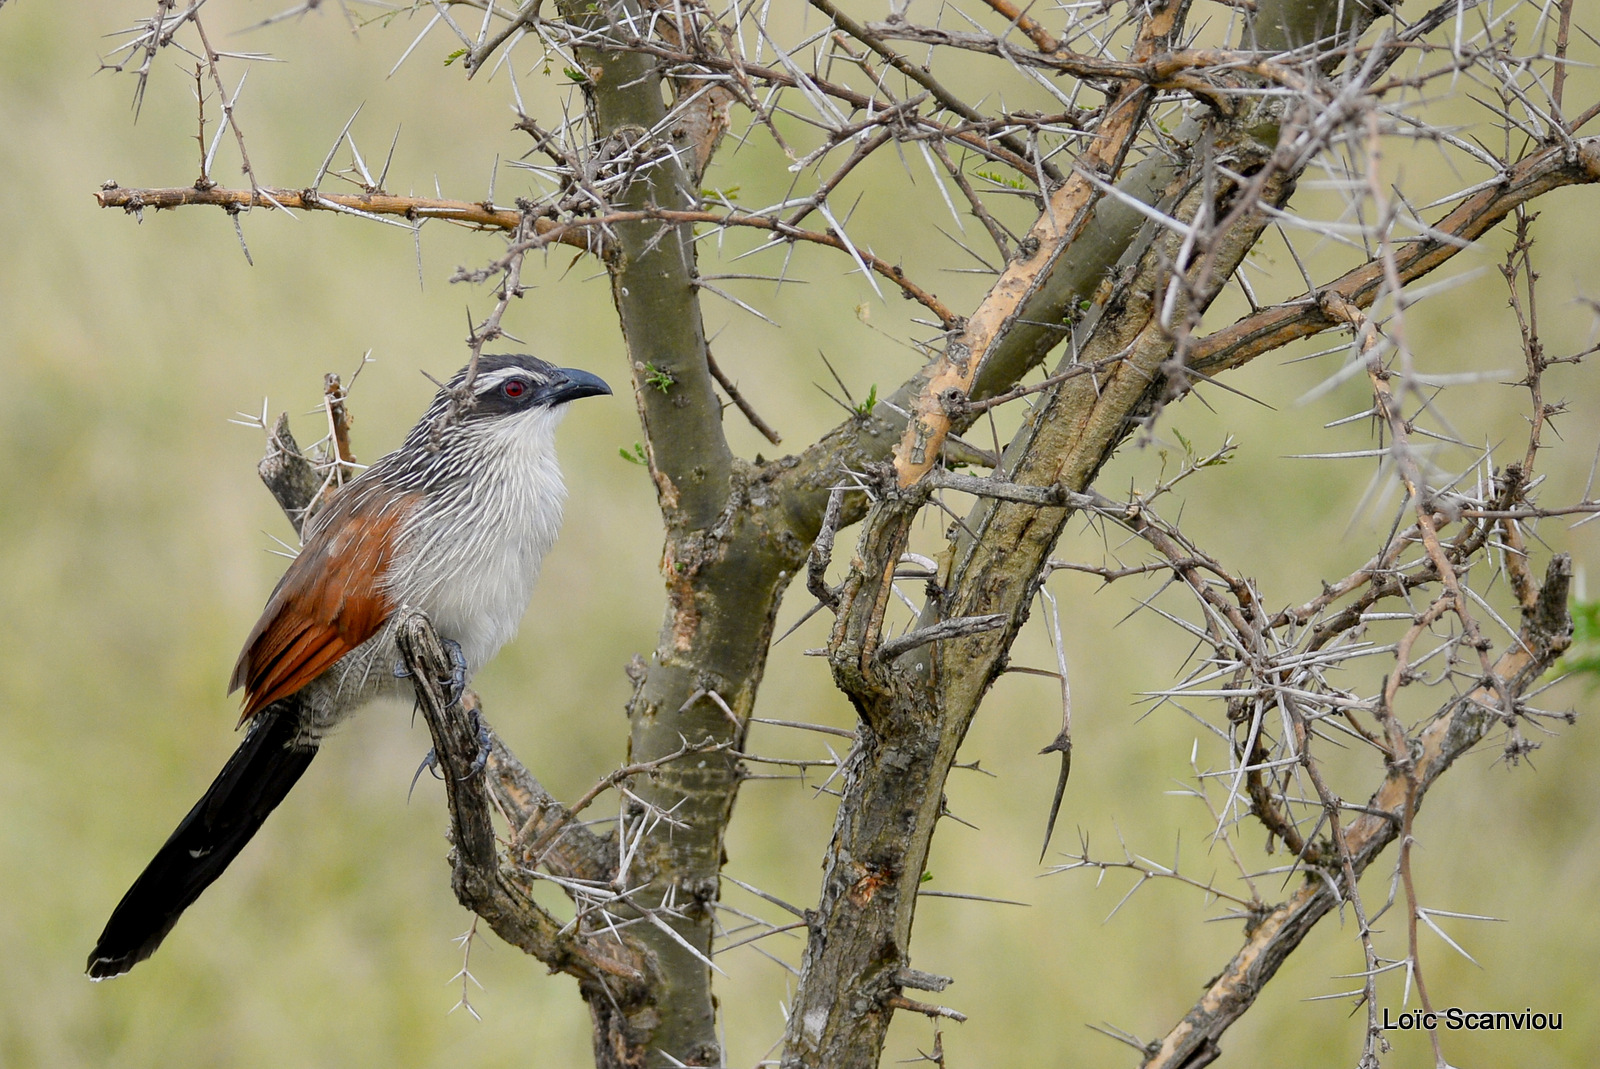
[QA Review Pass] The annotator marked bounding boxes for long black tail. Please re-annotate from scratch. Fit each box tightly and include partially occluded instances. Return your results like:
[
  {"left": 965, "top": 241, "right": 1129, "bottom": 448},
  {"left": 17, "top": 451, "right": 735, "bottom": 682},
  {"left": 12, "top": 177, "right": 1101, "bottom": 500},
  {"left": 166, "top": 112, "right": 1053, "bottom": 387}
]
[{"left": 87, "top": 709, "right": 318, "bottom": 979}]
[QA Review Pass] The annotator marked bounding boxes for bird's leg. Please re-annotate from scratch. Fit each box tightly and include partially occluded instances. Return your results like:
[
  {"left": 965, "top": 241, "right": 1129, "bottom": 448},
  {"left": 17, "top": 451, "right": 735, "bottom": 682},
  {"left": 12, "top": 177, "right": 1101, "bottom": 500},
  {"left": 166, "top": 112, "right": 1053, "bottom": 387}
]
[{"left": 442, "top": 638, "right": 468, "bottom": 707}]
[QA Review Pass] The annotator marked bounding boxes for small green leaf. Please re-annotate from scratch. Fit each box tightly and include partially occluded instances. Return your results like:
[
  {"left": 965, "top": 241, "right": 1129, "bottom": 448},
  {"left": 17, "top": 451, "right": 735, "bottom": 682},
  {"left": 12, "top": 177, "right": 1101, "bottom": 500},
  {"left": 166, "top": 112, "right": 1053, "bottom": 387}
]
[
  {"left": 563, "top": 66, "right": 588, "bottom": 83},
  {"left": 444, "top": 47, "right": 467, "bottom": 66},
  {"left": 618, "top": 442, "right": 648, "bottom": 465},
  {"left": 920, "top": 870, "right": 934, "bottom": 883},
  {"left": 643, "top": 363, "right": 676, "bottom": 394},
  {"left": 854, "top": 383, "right": 878, "bottom": 417},
  {"left": 975, "top": 169, "right": 1027, "bottom": 191}
]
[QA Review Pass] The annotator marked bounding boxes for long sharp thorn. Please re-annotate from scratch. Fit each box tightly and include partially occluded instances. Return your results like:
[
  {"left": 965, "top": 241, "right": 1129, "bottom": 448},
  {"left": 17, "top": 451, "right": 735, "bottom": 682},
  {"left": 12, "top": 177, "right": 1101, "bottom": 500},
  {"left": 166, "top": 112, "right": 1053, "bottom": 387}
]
[
  {"left": 817, "top": 202, "right": 882, "bottom": 300},
  {"left": 232, "top": 213, "right": 254, "bottom": 266},
  {"left": 348, "top": 132, "right": 374, "bottom": 189},
  {"left": 204, "top": 112, "right": 231, "bottom": 178},
  {"left": 389, "top": 12, "right": 442, "bottom": 79},
  {"left": 1039, "top": 741, "right": 1071, "bottom": 862},
  {"left": 377, "top": 124, "right": 401, "bottom": 193},
  {"left": 314, "top": 103, "right": 364, "bottom": 192}
]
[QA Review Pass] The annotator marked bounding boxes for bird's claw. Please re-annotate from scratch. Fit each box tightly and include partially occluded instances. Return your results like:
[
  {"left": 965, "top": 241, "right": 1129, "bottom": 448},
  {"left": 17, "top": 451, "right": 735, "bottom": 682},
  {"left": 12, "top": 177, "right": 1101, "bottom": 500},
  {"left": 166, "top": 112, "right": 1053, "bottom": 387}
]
[
  {"left": 393, "top": 638, "right": 467, "bottom": 707},
  {"left": 400, "top": 640, "right": 481, "bottom": 789},
  {"left": 409, "top": 748, "right": 441, "bottom": 801}
]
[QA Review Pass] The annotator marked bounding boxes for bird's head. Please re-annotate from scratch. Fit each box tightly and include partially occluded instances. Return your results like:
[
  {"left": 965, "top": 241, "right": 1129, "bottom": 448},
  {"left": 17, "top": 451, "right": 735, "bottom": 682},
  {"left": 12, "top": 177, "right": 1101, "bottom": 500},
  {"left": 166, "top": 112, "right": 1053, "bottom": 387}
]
[{"left": 403, "top": 353, "right": 612, "bottom": 455}]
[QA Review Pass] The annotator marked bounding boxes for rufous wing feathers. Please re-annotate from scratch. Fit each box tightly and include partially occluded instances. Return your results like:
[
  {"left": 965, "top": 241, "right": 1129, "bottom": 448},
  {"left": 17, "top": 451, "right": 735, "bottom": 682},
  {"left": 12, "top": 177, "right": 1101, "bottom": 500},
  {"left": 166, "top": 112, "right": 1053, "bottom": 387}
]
[{"left": 229, "top": 489, "right": 418, "bottom": 721}]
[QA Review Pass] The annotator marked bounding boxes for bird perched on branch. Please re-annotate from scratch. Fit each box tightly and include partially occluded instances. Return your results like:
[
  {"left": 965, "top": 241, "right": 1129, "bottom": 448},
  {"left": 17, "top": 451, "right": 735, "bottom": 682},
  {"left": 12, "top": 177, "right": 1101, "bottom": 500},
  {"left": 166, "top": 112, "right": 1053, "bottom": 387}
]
[{"left": 87, "top": 354, "right": 610, "bottom": 979}]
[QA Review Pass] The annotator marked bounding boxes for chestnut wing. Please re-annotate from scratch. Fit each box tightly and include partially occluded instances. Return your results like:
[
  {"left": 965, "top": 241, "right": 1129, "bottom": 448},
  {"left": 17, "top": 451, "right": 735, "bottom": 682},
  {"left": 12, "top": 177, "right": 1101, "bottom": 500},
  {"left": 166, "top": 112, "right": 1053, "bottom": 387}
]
[{"left": 229, "top": 487, "right": 417, "bottom": 722}]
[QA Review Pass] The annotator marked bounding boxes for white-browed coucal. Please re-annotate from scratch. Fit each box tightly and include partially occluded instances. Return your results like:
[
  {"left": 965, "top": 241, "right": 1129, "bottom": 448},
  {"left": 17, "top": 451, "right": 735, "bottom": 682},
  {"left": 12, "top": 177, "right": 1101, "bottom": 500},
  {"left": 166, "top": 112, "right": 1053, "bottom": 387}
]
[{"left": 87, "top": 354, "right": 610, "bottom": 979}]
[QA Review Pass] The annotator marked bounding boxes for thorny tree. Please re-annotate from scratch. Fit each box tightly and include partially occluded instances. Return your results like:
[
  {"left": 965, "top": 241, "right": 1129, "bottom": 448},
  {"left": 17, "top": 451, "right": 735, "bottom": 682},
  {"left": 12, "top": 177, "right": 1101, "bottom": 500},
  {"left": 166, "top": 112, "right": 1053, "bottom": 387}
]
[{"left": 92, "top": 0, "right": 1600, "bottom": 1066}]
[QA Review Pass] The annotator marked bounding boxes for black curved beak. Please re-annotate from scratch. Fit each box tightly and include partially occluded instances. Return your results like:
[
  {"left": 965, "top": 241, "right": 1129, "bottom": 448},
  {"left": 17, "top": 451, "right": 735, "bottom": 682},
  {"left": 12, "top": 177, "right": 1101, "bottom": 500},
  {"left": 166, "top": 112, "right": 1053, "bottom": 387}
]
[{"left": 545, "top": 367, "right": 612, "bottom": 405}]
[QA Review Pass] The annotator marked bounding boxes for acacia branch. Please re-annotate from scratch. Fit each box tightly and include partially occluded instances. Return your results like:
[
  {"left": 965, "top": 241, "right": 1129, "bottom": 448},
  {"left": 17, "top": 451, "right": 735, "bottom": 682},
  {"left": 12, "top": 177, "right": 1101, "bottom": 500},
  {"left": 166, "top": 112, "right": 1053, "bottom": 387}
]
[
  {"left": 547, "top": 2, "right": 754, "bottom": 1064},
  {"left": 482, "top": 735, "right": 616, "bottom": 885},
  {"left": 1141, "top": 556, "right": 1572, "bottom": 1069},
  {"left": 808, "top": 0, "right": 1064, "bottom": 185},
  {"left": 785, "top": 0, "right": 1419, "bottom": 1062},
  {"left": 1189, "top": 137, "right": 1600, "bottom": 378},
  {"left": 785, "top": 6, "right": 1235, "bottom": 1064},
  {"left": 95, "top": 183, "right": 600, "bottom": 252},
  {"left": 888, "top": 1, "right": 1182, "bottom": 487},
  {"left": 255, "top": 413, "right": 320, "bottom": 535},
  {"left": 96, "top": 179, "right": 957, "bottom": 327},
  {"left": 394, "top": 611, "right": 652, "bottom": 992}
]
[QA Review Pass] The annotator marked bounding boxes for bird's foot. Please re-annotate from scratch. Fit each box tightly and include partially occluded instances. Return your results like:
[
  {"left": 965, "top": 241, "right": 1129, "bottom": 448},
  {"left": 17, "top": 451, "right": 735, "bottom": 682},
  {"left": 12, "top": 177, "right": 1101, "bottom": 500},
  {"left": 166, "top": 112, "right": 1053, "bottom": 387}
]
[
  {"left": 393, "top": 638, "right": 468, "bottom": 707},
  {"left": 407, "top": 707, "right": 489, "bottom": 795}
]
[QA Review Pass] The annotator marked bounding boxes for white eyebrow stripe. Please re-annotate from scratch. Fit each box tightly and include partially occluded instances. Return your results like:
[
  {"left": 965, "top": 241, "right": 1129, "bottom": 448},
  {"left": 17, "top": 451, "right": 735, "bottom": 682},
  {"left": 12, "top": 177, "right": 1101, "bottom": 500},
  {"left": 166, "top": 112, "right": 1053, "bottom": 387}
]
[{"left": 472, "top": 366, "right": 547, "bottom": 393}]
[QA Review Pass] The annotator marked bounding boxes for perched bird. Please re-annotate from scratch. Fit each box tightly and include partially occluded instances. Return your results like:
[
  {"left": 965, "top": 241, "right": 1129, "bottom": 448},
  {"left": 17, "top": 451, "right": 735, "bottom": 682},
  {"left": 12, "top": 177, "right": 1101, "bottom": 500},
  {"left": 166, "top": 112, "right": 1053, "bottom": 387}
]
[{"left": 87, "top": 354, "right": 610, "bottom": 979}]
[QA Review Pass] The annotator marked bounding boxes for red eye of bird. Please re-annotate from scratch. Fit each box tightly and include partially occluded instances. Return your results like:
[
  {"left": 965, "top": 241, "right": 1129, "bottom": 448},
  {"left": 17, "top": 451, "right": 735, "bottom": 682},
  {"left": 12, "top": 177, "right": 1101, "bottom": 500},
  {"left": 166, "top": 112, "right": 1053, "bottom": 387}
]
[{"left": 502, "top": 379, "right": 528, "bottom": 399}]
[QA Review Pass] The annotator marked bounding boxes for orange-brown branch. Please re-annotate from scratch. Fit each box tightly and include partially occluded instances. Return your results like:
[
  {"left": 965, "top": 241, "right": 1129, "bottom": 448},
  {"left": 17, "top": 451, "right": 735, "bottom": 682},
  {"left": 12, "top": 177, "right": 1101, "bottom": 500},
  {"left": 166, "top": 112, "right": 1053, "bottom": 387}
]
[
  {"left": 977, "top": 0, "right": 1060, "bottom": 53},
  {"left": 889, "top": 0, "right": 1188, "bottom": 487},
  {"left": 94, "top": 184, "right": 954, "bottom": 325},
  {"left": 94, "top": 183, "right": 596, "bottom": 253},
  {"left": 98, "top": 182, "right": 517, "bottom": 226}
]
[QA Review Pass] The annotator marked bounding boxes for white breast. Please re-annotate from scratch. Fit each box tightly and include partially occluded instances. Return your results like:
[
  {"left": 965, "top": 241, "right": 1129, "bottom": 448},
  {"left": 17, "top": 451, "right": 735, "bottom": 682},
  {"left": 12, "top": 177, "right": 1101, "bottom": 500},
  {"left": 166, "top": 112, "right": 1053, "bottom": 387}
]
[{"left": 386, "top": 405, "right": 569, "bottom": 678}]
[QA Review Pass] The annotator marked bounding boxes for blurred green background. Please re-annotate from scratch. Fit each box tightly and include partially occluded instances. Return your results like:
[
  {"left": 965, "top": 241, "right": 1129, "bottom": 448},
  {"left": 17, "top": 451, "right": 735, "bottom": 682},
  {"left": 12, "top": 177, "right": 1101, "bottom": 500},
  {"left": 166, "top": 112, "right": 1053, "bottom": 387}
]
[{"left": 2, "top": 3, "right": 1598, "bottom": 1067}]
